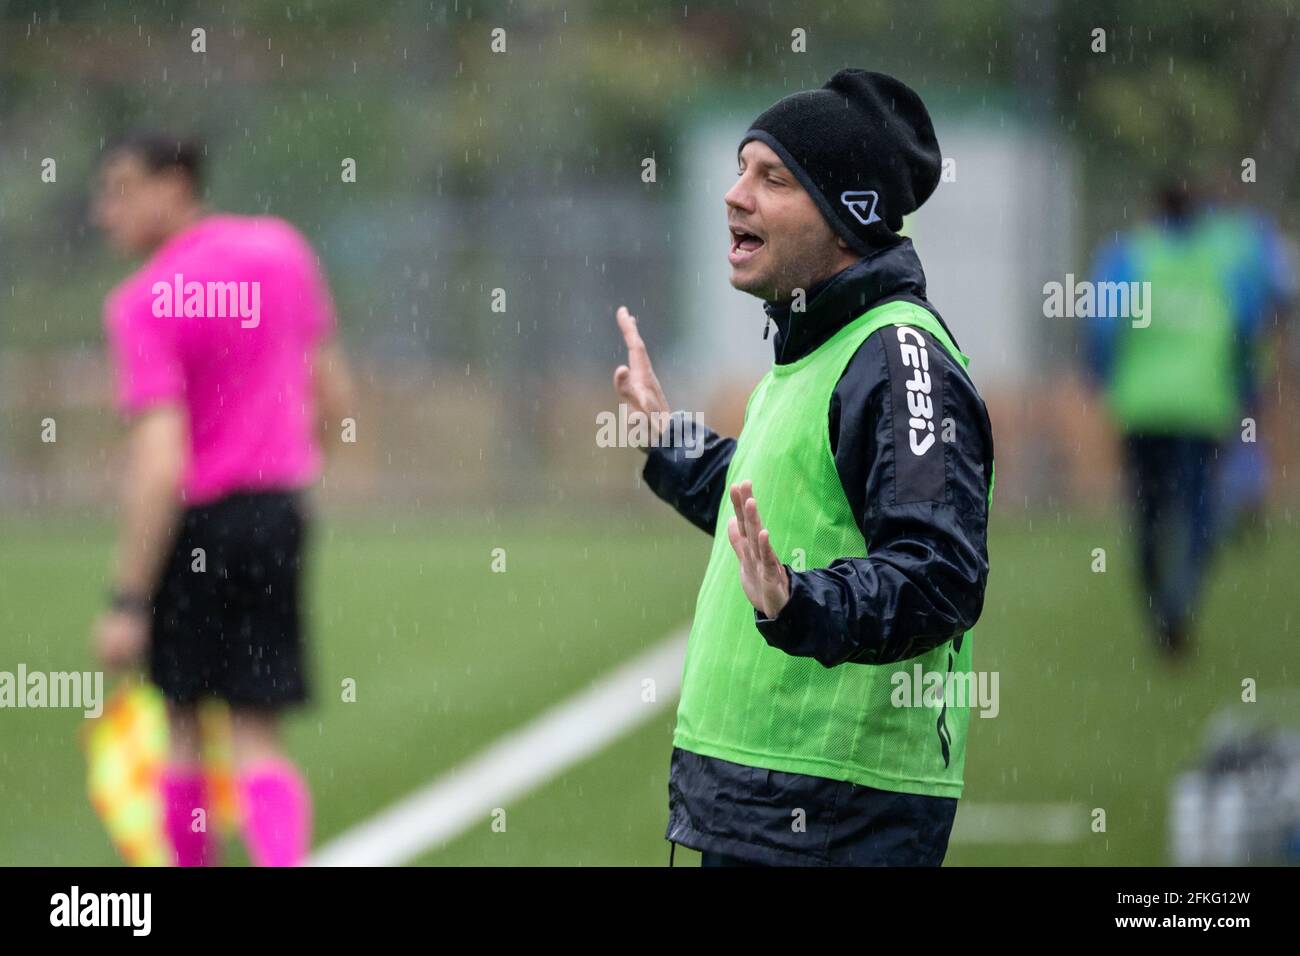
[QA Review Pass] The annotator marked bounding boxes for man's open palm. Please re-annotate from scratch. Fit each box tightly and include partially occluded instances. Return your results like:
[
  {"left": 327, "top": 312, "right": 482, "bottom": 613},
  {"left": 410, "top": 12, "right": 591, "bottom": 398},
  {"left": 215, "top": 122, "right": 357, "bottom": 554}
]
[{"left": 727, "top": 480, "right": 791, "bottom": 619}]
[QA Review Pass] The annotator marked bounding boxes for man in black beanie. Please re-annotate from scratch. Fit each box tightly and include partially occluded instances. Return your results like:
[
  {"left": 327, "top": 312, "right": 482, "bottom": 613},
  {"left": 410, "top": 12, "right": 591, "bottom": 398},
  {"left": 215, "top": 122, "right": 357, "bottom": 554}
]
[{"left": 615, "top": 70, "right": 994, "bottom": 866}]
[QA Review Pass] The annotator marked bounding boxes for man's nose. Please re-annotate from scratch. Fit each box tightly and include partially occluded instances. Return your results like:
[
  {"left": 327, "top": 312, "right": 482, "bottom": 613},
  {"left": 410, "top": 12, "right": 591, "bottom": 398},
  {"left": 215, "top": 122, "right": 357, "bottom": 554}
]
[{"left": 724, "top": 177, "right": 754, "bottom": 213}]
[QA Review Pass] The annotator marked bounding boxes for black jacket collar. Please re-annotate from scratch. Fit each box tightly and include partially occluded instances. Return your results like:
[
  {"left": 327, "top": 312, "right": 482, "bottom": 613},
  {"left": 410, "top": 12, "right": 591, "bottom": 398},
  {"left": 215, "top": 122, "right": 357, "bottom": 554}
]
[{"left": 764, "top": 237, "right": 933, "bottom": 364}]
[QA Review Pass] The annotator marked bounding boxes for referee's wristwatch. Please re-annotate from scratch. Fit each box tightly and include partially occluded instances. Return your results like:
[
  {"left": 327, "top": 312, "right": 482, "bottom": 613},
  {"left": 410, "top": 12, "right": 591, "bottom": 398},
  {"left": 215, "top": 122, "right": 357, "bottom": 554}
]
[{"left": 108, "top": 588, "right": 152, "bottom": 618}]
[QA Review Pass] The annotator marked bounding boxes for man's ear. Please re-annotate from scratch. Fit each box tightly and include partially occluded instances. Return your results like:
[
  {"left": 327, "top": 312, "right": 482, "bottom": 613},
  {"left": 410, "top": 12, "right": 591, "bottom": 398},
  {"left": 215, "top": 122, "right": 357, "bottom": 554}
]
[{"left": 835, "top": 236, "right": 851, "bottom": 250}]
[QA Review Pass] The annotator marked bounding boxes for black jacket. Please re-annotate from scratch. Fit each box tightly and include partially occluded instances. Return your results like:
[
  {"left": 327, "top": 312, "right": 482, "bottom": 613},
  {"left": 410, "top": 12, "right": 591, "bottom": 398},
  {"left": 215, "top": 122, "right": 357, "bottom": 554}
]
[{"left": 644, "top": 238, "right": 994, "bottom": 865}]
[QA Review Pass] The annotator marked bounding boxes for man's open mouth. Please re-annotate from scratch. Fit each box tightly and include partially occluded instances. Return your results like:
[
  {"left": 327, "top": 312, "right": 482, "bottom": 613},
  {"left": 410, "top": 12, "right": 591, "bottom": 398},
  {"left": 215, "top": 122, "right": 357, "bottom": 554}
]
[{"left": 729, "top": 226, "right": 766, "bottom": 263}]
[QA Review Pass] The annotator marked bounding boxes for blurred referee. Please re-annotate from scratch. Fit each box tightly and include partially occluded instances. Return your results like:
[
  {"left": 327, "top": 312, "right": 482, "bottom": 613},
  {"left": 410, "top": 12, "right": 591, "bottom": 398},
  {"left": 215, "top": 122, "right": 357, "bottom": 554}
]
[{"left": 90, "top": 132, "right": 355, "bottom": 866}]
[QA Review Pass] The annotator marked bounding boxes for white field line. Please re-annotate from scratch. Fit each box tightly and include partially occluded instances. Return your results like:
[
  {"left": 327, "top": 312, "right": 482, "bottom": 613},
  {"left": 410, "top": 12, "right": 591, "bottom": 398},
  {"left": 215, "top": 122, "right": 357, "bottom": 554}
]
[
  {"left": 950, "top": 802, "right": 1087, "bottom": 844},
  {"left": 310, "top": 630, "right": 689, "bottom": 867}
]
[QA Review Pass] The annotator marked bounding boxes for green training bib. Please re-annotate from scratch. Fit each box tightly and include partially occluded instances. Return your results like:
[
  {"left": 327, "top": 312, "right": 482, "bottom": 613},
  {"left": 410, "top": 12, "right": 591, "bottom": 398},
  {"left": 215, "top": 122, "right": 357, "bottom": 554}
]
[{"left": 674, "top": 300, "right": 988, "bottom": 798}]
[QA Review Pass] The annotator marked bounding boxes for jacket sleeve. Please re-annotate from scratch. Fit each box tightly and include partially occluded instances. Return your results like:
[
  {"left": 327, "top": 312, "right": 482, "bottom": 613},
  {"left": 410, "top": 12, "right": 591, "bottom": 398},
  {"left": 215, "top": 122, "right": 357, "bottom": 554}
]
[
  {"left": 642, "top": 410, "right": 736, "bottom": 535},
  {"left": 754, "top": 326, "right": 993, "bottom": 667}
]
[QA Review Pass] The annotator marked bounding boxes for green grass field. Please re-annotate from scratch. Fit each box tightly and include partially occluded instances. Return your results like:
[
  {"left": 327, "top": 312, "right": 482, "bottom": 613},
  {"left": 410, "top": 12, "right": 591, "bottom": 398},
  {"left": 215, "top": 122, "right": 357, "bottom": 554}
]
[{"left": 0, "top": 506, "right": 1293, "bottom": 866}]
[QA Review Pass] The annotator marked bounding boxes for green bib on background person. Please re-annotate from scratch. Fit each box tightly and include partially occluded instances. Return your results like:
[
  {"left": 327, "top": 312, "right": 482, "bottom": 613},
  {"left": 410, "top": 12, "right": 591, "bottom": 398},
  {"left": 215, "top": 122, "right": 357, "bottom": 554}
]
[
  {"left": 1108, "top": 223, "right": 1238, "bottom": 436},
  {"left": 674, "top": 300, "right": 988, "bottom": 799}
]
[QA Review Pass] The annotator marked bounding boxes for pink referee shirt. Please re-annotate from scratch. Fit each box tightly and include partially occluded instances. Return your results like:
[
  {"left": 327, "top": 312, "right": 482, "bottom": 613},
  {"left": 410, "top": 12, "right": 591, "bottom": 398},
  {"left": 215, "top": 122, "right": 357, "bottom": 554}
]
[{"left": 104, "top": 214, "right": 336, "bottom": 506}]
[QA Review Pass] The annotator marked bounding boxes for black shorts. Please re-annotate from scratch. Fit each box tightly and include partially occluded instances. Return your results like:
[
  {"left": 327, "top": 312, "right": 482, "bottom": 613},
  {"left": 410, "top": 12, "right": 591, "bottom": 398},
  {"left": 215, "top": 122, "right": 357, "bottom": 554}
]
[{"left": 149, "top": 489, "right": 312, "bottom": 709}]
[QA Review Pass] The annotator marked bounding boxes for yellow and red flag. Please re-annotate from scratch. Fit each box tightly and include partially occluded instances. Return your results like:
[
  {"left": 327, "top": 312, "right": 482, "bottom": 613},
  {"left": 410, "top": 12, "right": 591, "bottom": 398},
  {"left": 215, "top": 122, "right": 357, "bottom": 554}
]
[{"left": 82, "top": 679, "right": 238, "bottom": 866}]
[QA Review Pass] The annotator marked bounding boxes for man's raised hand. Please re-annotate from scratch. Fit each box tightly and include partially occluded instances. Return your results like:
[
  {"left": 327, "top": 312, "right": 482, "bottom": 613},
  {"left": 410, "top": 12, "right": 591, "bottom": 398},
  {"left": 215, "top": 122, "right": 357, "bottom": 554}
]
[
  {"left": 726, "top": 480, "right": 791, "bottom": 619},
  {"left": 613, "top": 306, "right": 670, "bottom": 448}
]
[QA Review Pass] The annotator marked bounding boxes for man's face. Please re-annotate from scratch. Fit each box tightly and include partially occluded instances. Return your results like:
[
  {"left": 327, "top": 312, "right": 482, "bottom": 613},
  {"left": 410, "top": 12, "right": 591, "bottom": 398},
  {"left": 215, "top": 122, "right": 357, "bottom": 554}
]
[
  {"left": 724, "top": 140, "right": 854, "bottom": 302},
  {"left": 93, "top": 153, "right": 188, "bottom": 255}
]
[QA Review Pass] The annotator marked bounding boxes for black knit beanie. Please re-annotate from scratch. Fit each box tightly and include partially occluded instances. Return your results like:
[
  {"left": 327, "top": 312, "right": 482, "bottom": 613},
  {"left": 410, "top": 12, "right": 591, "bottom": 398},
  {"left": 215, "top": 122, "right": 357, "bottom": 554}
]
[{"left": 739, "top": 69, "right": 942, "bottom": 254}]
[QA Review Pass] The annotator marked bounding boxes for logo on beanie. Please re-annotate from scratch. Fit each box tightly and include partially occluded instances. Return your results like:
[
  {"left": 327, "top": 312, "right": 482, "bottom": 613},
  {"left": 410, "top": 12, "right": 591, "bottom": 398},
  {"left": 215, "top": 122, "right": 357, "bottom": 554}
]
[{"left": 841, "top": 190, "right": 883, "bottom": 226}]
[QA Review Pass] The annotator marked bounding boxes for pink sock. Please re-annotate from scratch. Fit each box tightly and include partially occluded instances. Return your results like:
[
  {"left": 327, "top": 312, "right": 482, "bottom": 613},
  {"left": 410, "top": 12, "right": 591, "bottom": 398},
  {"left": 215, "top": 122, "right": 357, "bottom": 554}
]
[
  {"left": 237, "top": 758, "right": 311, "bottom": 867},
  {"left": 160, "top": 766, "right": 215, "bottom": 867}
]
